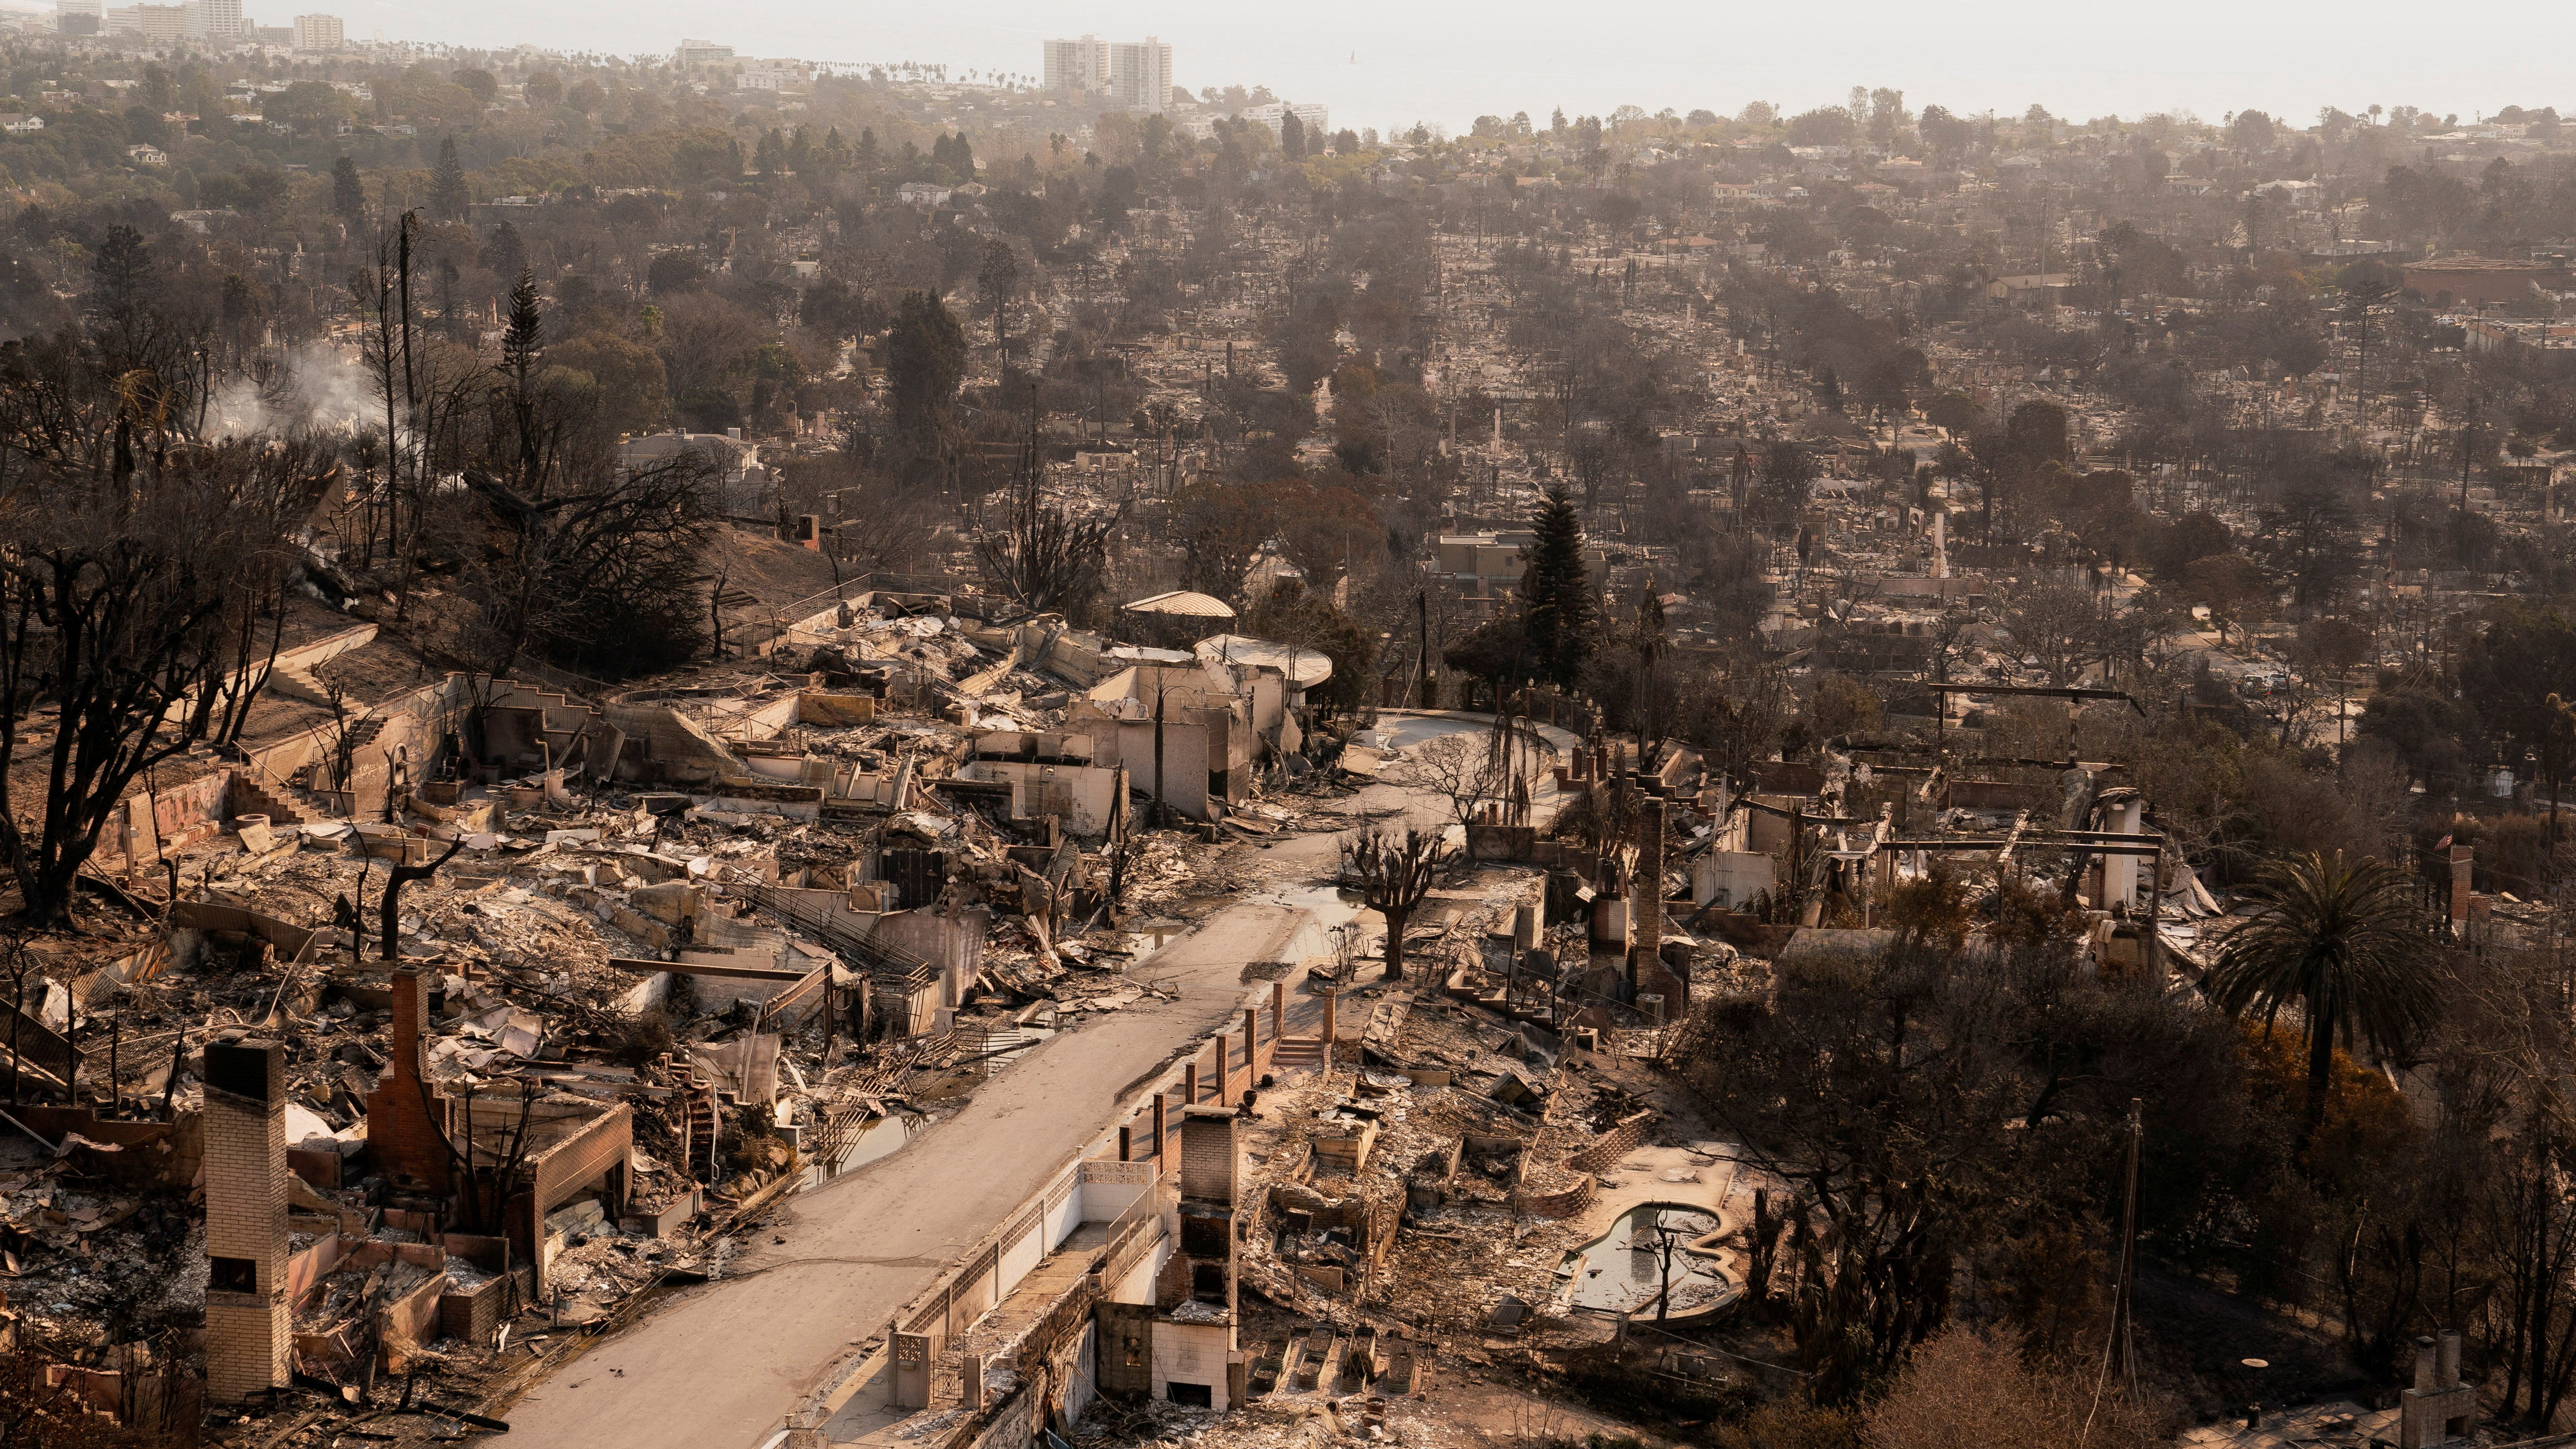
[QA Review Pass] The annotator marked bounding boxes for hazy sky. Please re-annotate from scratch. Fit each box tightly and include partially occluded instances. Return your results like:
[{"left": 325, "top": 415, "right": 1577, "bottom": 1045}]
[{"left": 324, "top": 0, "right": 2570, "bottom": 139}]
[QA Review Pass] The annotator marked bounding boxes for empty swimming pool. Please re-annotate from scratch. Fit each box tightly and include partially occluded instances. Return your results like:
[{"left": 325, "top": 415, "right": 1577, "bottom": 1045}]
[{"left": 1557, "top": 1202, "right": 1735, "bottom": 1319}]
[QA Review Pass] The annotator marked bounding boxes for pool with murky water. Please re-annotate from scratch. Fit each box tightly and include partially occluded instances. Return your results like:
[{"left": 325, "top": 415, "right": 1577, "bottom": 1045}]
[{"left": 1557, "top": 1201, "right": 1735, "bottom": 1319}]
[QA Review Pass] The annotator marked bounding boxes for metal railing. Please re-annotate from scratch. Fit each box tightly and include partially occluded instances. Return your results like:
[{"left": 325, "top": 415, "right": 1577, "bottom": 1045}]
[
  {"left": 1093, "top": 1166, "right": 1168, "bottom": 1296},
  {"left": 728, "top": 876, "right": 941, "bottom": 990}
]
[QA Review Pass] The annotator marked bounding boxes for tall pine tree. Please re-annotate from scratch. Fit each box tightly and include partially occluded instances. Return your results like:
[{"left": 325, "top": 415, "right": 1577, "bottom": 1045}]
[
  {"left": 1519, "top": 486, "right": 1594, "bottom": 690},
  {"left": 331, "top": 155, "right": 365, "bottom": 222},
  {"left": 500, "top": 270, "right": 544, "bottom": 489},
  {"left": 429, "top": 136, "right": 470, "bottom": 220},
  {"left": 887, "top": 289, "right": 965, "bottom": 487},
  {"left": 477, "top": 220, "right": 526, "bottom": 281}
]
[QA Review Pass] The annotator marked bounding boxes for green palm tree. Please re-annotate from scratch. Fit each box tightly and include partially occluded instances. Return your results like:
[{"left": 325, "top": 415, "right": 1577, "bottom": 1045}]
[{"left": 2204, "top": 851, "right": 2440, "bottom": 1143}]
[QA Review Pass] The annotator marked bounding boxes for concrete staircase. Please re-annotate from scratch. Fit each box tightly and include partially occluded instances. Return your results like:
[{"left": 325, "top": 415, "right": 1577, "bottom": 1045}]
[
  {"left": 270, "top": 717, "right": 386, "bottom": 819},
  {"left": 252, "top": 624, "right": 380, "bottom": 706},
  {"left": 266, "top": 658, "right": 334, "bottom": 705},
  {"left": 304, "top": 712, "right": 387, "bottom": 757},
  {"left": 1269, "top": 1036, "right": 1328, "bottom": 1071},
  {"left": 226, "top": 776, "right": 307, "bottom": 829},
  {"left": 684, "top": 1086, "right": 719, "bottom": 1179}
]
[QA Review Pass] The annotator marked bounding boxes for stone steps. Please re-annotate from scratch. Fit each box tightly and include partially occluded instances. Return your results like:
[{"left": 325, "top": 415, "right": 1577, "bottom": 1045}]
[
  {"left": 1270, "top": 1037, "right": 1327, "bottom": 1069},
  {"left": 228, "top": 778, "right": 306, "bottom": 830}
]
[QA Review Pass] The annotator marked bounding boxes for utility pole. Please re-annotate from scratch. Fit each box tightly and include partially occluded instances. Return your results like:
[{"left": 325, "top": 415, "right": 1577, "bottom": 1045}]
[
  {"left": 2111, "top": 1097, "right": 2143, "bottom": 1393},
  {"left": 1416, "top": 590, "right": 1431, "bottom": 707},
  {"left": 2038, "top": 187, "right": 2050, "bottom": 279},
  {"left": 2459, "top": 398, "right": 2480, "bottom": 564},
  {"left": 1152, "top": 676, "right": 1170, "bottom": 830}
]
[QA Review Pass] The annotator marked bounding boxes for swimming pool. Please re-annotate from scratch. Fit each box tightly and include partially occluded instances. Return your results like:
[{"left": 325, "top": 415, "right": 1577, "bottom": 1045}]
[{"left": 1557, "top": 1201, "right": 1736, "bottom": 1319}]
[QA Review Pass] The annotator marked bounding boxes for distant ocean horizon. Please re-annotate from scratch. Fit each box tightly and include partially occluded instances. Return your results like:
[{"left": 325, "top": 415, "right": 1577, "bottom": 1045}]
[{"left": 319, "top": 0, "right": 2569, "bottom": 141}]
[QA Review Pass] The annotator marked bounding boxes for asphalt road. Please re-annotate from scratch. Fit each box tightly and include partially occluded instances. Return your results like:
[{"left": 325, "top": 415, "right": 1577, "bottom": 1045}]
[
  {"left": 501, "top": 955, "right": 1282, "bottom": 1447},
  {"left": 499, "top": 712, "right": 1575, "bottom": 1449}
]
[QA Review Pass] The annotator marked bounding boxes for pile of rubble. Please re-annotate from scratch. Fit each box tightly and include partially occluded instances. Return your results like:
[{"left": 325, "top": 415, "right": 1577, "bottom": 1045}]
[{"left": 0, "top": 582, "right": 1379, "bottom": 1441}]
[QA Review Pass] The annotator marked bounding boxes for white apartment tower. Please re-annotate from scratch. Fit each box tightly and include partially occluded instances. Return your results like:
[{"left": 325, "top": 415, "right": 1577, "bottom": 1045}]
[
  {"left": 1109, "top": 37, "right": 1170, "bottom": 114},
  {"left": 1042, "top": 35, "right": 1108, "bottom": 94},
  {"left": 188, "top": 0, "right": 245, "bottom": 39},
  {"left": 292, "top": 13, "right": 342, "bottom": 50},
  {"left": 1242, "top": 101, "right": 1331, "bottom": 139},
  {"left": 107, "top": 3, "right": 188, "bottom": 42}
]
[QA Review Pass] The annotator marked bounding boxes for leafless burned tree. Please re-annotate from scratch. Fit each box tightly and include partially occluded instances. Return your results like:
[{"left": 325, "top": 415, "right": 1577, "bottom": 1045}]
[
  {"left": 975, "top": 402, "right": 1121, "bottom": 618},
  {"left": 0, "top": 432, "right": 332, "bottom": 928},
  {"left": 1340, "top": 826, "right": 1450, "bottom": 981}
]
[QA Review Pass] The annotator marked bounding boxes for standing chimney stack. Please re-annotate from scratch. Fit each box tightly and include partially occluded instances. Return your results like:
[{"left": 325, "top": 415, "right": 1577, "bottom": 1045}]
[
  {"left": 203, "top": 1038, "right": 290, "bottom": 1403},
  {"left": 2450, "top": 845, "right": 2474, "bottom": 933},
  {"left": 2401, "top": 1328, "right": 2477, "bottom": 1447},
  {"left": 1630, "top": 798, "right": 1666, "bottom": 987}
]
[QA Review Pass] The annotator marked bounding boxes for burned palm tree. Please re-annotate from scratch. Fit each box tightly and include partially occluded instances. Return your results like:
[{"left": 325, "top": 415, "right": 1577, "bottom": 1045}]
[{"left": 2203, "top": 851, "right": 2440, "bottom": 1145}]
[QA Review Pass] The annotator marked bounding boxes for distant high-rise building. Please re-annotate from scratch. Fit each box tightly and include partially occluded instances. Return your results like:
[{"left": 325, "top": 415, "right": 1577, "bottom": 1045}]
[
  {"left": 1242, "top": 101, "right": 1330, "bottom": 139},
  {"left": 291, "top": 13, "right": 340, "bottom": 50},
  {"left": 1042, "top": 35, "right": 1107, "bottom": 94},
  {"left": 183, "top": 0, "right": 243, "bottom": 39},
  {"left": 56, "top": 0, "right": 102, "bottom": 35},
  {"left": 1109, "top": 38, "right": 1170, "bottom": 114},
  {"left": 106, "top": 2, "right": 188, "bottom": 42},
  {"left": 675, "top": 38, "right": 733, "bottom": 69},
  {"left": 739, "top": 58, "right": 809, "bottom": 91}
]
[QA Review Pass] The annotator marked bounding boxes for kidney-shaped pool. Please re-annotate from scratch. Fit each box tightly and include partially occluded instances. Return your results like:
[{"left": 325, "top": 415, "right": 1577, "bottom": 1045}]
[{"left": 1556, "top": 1201, "right": 1738, "bottom": 1320}]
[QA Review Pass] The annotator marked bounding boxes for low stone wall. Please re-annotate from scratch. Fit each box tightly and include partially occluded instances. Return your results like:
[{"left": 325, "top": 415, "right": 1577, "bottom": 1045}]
[
  {"left": 1509, "top": 1178, "right": 1595, "bottom": 1219},
  {"left": 1510, "top": 1109, "right": 1659, "bottom": 1218},
  {"left": 1563, "top": 1109, "right": 1659, "bottom": 1175}
]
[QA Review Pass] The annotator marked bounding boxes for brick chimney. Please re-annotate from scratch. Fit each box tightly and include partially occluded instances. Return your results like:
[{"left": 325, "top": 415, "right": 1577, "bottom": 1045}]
[
  {"left": 365, "top": 965, "right": 451, "bottom": 1191},
  {"left": 1162, "top": 1107, "right": 1240, "bottom": 1326},
  {"left": 1630, "top": 797, "right": 1665, "bottom": 987},
  {"left": 2450, "top": 845, "right": 2474, "bottom": 934},
  {"left": 1179, "top": 1107, "right": 1237, "bottom": 1207},
  {"left": 390, "top": 962, "right": 423, "bottom": 1067},
  {"left": 2401, "top": 1329, "right": 2475, "bottom": 1447},
  {"left": 203, "top": 1037, "right": 289, "bottom": 1403}
]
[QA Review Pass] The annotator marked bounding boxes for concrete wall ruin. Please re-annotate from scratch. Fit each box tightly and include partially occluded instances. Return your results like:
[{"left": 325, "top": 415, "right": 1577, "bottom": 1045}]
[{"left": 958, "top": 758, "right": 1122, "bottom": 836}]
